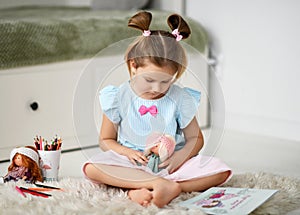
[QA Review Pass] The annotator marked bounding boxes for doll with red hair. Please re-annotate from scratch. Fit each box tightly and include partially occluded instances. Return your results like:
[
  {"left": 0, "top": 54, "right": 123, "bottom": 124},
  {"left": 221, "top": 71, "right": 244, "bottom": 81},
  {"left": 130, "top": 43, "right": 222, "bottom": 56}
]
[{"left": 1, "top": 146, "right": 43, "bottom": 183}]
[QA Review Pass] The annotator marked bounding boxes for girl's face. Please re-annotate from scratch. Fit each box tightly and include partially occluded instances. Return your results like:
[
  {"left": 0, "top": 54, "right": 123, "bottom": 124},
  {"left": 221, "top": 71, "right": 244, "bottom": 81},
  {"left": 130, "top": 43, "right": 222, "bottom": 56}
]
[
  {"left": 130, "top": 61, "right": 177, "bottom": 100},
  {"left": 14, "top": 154, "right": 24, "bottom": 167}
]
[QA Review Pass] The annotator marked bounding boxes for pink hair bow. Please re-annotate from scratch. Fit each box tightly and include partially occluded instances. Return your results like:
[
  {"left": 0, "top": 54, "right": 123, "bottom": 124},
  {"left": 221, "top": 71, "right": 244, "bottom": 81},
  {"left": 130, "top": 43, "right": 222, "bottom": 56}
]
[
  {"left": 138, "top": 105, "right": 158, "bottom": 116},
  {"left": 172, "top": 29, "right": 183, "bottom": 41},
  {"left": 143, "top": 30, "right": 151, "bottom": 37}
]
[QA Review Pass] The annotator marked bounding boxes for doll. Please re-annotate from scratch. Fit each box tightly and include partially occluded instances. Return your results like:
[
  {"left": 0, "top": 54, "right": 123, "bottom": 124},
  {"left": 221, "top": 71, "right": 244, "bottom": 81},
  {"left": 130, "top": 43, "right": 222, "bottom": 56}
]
[
  {"left": 144, "top": 133, "right": 176, "bottom": 173},
  {"left": 1, "top": 146, "right": 43, "bottom": 183}
]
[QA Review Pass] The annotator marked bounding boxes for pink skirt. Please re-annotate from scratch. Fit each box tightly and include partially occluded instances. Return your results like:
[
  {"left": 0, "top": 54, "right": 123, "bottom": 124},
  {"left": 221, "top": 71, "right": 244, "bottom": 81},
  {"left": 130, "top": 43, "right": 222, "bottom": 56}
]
[{"left": 82, "top": 150, "right": 232, "bottom": 183}]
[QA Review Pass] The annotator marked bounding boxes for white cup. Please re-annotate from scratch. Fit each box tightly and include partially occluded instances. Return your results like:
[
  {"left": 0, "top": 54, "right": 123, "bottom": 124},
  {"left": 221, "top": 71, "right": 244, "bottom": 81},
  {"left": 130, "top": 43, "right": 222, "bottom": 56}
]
[{"left": 38, "top": 150, "right": 61, "bottom": 181}]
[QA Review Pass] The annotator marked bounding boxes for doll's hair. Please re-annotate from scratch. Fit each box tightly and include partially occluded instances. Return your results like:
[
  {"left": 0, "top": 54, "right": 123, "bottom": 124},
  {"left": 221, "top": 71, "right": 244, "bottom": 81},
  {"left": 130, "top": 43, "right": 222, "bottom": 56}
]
[
  {"left": 8, "top": 146, "right": 43, "bottom": 182},
  {"left": 144, "top": 133, "right": 176, "bottom": 162},
  {"left": 125, "top": 11, "right": 191, "bottom": 79},
  {"left": 157, "top": 134, "right": 176, "bottom": 162}
]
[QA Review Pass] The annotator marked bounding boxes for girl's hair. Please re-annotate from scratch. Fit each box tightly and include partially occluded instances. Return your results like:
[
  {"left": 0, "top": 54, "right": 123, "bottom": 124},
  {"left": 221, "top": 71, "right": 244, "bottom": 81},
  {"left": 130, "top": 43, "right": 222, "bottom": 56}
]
[
  {"left": 8, "top": 146, "right": 43, "bottom": 182},
  {"left": 125, "top": 11, "right": 191, "bottom": 79}
]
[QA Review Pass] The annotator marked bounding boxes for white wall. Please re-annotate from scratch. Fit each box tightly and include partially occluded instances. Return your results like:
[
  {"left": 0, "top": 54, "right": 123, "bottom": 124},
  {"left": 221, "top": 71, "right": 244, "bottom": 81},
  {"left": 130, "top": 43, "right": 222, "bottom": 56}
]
[
  {"left": 0, "top": 0, "right": 91, "bottom": 8},
  {"left": 185, "top": 0, "right": 300, "bottom": 141},
  {"left": 150, "top": 0, "right": 185, "bottom": 14},
  {"left": 0, "top": 0, "right": 148, "bottom": 9}
]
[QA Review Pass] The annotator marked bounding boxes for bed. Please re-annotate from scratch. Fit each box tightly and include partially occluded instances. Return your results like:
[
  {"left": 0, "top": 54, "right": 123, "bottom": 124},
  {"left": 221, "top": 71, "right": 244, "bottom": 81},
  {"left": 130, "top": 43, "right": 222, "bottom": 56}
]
[
  {"left": 0, "top": 6, "right": 210, "bottom": 162},
  {"left": 0, "top": 6, "right": 208, "bottom": 69}
]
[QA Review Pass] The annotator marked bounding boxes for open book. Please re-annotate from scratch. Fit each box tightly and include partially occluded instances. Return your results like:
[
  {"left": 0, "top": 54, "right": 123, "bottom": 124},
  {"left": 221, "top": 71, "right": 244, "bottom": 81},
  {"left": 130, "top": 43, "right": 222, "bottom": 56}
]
[{"left": 179, "top": 187, "right": 277, "bottom": 215}]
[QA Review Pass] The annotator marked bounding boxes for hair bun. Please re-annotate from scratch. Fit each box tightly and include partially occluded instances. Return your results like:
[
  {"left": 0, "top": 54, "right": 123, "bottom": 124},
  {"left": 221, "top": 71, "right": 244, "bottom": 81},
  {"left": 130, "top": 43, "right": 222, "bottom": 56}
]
[
  {"left": 128, "top": 11, "right": 152, "bottom": 32},
  {"left": 167, "top": 14, "right": 191, "bottom": 39}
]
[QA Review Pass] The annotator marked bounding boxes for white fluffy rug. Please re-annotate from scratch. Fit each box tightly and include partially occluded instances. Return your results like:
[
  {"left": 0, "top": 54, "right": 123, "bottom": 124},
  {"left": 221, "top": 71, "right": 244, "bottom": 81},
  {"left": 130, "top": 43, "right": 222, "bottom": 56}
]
[{"left": 0, "top": 172, "right": 299, "bottom": 215}]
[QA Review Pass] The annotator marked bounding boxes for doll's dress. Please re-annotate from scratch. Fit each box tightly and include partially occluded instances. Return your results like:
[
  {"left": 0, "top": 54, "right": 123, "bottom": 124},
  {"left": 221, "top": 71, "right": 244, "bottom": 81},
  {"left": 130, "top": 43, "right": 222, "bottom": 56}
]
[
  {"left": 3, "top": 166, "right": 30, "bottom": 182},
  {"left": 136, "top": 154, "right": 162, "bottom": 173},
  {"left": 147, "top": 153, "right": 161, "bottom": 173}
]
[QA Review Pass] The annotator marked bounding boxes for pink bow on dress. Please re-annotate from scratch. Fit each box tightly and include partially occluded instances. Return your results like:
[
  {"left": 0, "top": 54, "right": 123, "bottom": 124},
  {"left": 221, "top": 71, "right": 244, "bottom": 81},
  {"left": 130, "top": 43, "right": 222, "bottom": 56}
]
[{"left": 138, "top": 105, "right": 158, "bottom": 116}]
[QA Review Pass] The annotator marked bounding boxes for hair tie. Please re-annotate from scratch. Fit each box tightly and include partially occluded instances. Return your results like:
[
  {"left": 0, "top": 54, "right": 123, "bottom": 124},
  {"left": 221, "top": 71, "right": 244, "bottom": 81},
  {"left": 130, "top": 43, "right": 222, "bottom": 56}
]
[
  {"left": 143, "top": 30, "right": 151, "bottom": 37},
  {"left": 172, "top": 29, "right": 183, "bottom": 41}
]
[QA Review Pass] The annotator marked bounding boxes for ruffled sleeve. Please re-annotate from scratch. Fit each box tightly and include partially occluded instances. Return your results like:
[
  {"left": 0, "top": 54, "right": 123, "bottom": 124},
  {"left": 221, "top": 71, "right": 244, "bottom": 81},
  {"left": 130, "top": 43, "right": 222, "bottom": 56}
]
[
  {"left": 99, "top": 85, "right": 121, "bottom": 124},
  {"left": 177, "top": 87, "right": 201, "bottom": 129}
]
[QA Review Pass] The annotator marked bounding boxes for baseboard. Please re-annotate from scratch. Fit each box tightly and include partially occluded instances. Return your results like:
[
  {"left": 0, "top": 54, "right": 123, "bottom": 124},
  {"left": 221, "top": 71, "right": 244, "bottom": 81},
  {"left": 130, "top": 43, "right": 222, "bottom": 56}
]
[{"left": 225, "top": 112, "right": 300, "bottom": 142}]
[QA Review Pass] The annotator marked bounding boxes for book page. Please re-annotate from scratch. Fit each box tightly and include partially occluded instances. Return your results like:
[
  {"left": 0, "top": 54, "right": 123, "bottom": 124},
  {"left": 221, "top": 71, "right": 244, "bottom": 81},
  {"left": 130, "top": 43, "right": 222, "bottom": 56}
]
[{"left": 180, "top": 187, "right": 278, "bottom": 215}]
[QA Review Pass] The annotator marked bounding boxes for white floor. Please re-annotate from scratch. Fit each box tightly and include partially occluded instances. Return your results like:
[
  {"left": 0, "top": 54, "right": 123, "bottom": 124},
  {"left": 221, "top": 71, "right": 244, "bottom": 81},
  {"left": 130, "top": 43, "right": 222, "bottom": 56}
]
[
  {"left": 214, "top": 129, "right": 300, "bottom": 179},
  {"left": 1, "top": 129, "right": 300, "bottom": 180}
]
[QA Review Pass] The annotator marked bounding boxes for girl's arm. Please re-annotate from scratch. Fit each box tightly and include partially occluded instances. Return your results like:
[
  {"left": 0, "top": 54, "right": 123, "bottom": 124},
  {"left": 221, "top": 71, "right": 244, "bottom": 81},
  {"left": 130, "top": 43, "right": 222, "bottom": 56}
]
[
  {"left": 99, "top": 114, "right": 148, "bottom": 165},
  {"left": 180, "top": 117, "right": 204, "bottom": 158},
  {"left": 159, "top": 117, "right": 204, "bottom": 173}
]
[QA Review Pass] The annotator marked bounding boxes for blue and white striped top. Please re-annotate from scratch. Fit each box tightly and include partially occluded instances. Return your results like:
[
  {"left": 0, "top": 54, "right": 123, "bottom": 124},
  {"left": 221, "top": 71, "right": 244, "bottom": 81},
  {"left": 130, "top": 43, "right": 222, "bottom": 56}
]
[{"left": 99, "top": 81, "right": 201, "bottom": 151}]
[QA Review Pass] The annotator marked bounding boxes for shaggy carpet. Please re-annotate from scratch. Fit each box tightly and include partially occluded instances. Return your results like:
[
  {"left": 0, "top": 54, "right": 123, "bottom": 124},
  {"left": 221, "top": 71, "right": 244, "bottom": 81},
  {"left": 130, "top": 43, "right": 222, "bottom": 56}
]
[{"left": 0, "top": 172, "right": 299, "bottom": 215}]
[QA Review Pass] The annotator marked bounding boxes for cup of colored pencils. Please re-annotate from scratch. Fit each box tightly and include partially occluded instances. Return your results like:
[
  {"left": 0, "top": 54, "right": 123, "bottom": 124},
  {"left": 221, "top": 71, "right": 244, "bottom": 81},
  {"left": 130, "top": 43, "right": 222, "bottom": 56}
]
[{"left": 34, "top": 135, "right": 62, "bottom": 181}]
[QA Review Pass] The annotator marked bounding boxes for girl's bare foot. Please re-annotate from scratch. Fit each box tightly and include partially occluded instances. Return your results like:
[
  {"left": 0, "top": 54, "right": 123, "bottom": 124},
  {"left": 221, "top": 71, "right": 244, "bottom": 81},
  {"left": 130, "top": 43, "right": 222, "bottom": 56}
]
[
  {"left": 151, "top": 180, "right": 181, "bottom": 208},
  {"left": 128, "top": 188, "right": 153, "bottom": 207}
]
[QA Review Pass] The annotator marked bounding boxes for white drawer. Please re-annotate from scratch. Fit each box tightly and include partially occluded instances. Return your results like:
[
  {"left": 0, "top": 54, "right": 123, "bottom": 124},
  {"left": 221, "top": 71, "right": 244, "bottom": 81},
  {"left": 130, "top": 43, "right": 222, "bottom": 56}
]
[{"left": 0, "top": 59, "right": 93, "bottom": 159}]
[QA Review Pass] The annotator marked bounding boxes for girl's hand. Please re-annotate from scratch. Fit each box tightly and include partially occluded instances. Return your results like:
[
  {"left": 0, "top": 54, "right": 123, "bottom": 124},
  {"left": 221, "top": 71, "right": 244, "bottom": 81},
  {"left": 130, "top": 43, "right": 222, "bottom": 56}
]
[
  {"left": 158, "top": 150, "right": 187, "bottom": 174},
  {"left": 159, "top": 117, "right": 203, "bottom": 174},
  {"left": 121, "top": 148, "right": 148, "bottom": 165}
]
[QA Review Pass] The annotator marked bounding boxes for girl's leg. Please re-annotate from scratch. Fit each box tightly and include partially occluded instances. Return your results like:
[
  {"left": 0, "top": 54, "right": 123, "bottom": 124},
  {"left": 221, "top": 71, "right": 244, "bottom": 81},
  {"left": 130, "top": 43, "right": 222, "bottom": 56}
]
[
  {"left": 178, "top": 171, "right": 231, "bottom": 192},
  {"left": 84, "top": 163, "right": 181, "bottom": 208}
]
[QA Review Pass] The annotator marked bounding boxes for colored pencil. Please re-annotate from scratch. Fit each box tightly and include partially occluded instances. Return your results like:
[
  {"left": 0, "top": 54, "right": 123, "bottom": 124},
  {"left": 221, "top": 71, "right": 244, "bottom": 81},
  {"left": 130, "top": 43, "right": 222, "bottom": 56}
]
[
  {"left": 27, "top": 187, "right": 55, "bottom": 192},
  {"left": 34, "top": 183, "right": 61, "bottom": 190},
  {"left": 19, "top": 187, "right": 51, "bottom": 198},
  {"left": 15, "top": 186, "right": 26, "bottom": 198}
]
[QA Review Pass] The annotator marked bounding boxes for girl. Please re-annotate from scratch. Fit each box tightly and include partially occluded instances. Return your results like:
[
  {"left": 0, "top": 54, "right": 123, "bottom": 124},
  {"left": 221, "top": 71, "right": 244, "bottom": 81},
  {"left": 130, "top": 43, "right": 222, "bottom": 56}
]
[
  {"left": 3, "top": 146, "right": 43, "bottom": 183},
  {"left": 83, "top": 11, "right": 232, "bottom": 208}
]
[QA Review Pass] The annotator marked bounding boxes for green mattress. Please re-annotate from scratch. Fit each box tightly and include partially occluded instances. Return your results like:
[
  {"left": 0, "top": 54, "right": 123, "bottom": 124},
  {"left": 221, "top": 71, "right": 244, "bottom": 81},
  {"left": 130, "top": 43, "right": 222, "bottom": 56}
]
[{"left": 0, "top": 7, "right": 208, "bottom": 69}]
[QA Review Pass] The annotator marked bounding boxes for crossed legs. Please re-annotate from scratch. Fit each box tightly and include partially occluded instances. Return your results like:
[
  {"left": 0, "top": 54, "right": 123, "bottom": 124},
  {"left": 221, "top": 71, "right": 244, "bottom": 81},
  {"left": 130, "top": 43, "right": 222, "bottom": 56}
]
[{"left": 84, "top": 163, "right": 230, "bottom": 208}]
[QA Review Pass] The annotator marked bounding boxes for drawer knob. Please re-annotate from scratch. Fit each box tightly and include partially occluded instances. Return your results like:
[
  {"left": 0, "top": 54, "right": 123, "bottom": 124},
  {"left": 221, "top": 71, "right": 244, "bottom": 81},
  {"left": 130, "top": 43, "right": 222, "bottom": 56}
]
[{"left": 30, "top": 102, "right": 39, "bottom": 111}]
